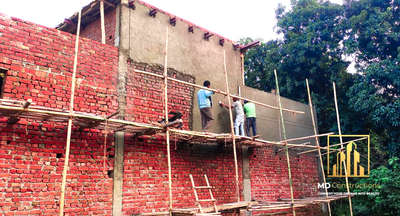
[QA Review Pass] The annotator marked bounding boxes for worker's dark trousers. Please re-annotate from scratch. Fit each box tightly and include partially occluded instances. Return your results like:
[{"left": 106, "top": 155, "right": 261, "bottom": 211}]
[{"left": 246, "top": 117, "right": 257, "bottom": 136}]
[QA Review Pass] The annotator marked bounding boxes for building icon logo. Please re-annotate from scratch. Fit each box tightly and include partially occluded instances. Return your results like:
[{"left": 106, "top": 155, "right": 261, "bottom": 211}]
[{"left": 327, "top": 135, "right": 370, "bottom": 178}]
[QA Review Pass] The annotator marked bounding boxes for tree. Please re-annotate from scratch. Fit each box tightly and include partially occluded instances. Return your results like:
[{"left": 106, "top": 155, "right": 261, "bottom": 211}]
[
  {"left": 353, "top": 157, "right": 400, "bottom": 215},
  {"left": 344, "top": 0, "right": 400, "bottom": 156}
]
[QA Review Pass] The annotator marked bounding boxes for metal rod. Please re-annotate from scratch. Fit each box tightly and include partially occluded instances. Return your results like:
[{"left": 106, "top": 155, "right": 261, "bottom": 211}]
[
  {"left": 274, "top": 69, "right": 296, "bottom": 216},
  {"left": 59, "top": 9, "right": 81, "bottom": 216}
]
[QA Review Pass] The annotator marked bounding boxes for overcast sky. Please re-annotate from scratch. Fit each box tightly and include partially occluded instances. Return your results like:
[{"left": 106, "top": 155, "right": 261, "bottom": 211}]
[{"left": 1, "top": 0, "right": 342, "bottom": 42}]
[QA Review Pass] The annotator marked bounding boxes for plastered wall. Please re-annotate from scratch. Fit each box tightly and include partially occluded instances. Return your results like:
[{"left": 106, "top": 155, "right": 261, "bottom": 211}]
[
  {"left": 240, "top": 86, "right": 315, "bottom": 142},
  {"left": 126, "top": 2, "right": 242, "bottom": 132}
]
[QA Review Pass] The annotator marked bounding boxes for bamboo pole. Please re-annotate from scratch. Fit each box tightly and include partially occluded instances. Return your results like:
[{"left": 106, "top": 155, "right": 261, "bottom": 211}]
[
  {"left": 277, "top": 142, "right": 310, "bottom": 153},
  {"left": 163, "top": 27, "right": 173, "bottom": 214},
  {"left": 306, "top": 79, "right": 331, "bottom": 216},
  {"left": 328, "top": 137, "right": 368, "bottom": 148},
  {"left": 223, "top": 50, "right": 240, "bottom": 202},
  {"left": 240, "top": 53, "right": 245, "bottom": 86},
  {"left": 100, "top": 0, "right": 106, "bottom": 44},
  {"left": 133, "top": 69, "right": 305, "bottom": 114},
  {"left": 280, "top": 132, "right": 334, "bottom": 143},
  {"left": 274, "top": 69, "right": 296, "bottom": 216},
  {"left": 333, "top": 82, "right": 353, "bottom": 216},
  {"left": 59, "top": 9, "right": 81, "bottom": 216},
  {"left": 299, "top": 137, "right": 367, "bottom": 155}
]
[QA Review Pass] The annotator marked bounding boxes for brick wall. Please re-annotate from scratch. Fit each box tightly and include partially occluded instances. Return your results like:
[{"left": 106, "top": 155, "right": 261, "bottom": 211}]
[
  {"left": 126, "top": 62, "right": 194, "bottom": 129},
  {"left": 249, "top": 147, "right": 319, "bottom": 201},
  {"left": 249, "top": 147, "right": 321, "bottom": 215},
  {"left": 0, "top": 14, "right": 118, "bottom": 215},
  {"left": 123, "top": 138, "right": 243, "bottom": 215},
  {"left": 0, "top": 12, "right": 322, "bottom": 216},
  {"left": 80, "top": 8, "right": 117, "bottom": 46}
]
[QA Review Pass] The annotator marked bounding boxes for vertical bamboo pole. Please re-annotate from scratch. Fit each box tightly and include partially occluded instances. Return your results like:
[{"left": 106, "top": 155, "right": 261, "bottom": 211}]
[
  {"left": 59, "top": 10, "right": 81, "bottom": 216},
  {"left": 223, "top": 51, "right": 240, "bottom": 202},
  {"left": 100, "top": 0, "right": 106, "bottom": 44},
  {"left": 274, "top": 69, "right": 296, "bottom": 216},
  {"left": 240, "top": 53, "right": 245, "bottom": 86},
  {"left": 333, "top": 82, "right": 353, "bottom": 216},
  {"left": 306, "top": 79, "right": 331, "bottom": 216},
  {"left": 163, "top": 27, "right": 173, "bottom": 214}
]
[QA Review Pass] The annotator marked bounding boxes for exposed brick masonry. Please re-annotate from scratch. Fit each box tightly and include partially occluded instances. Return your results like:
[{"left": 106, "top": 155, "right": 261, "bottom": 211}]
[
  {"left": 0, "top": 14, "right": 118, "bottom": 215},
  {"left": 80, "top": 9, "right": 117, "bottom": 46},
  {"left": 0, "top": 12, "right": 321, "bottom": 216}
]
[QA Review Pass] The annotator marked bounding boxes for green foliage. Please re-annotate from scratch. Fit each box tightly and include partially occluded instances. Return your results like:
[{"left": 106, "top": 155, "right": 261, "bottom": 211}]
[
  {"left": 353, "top": 157, "right": 400, "bottom": 215},
  {"left": 344, "top": 0, "right": 400, "bottom": 156},
  {"left": 243, "top": 0, "right": 400, "bottom": 213},
  {"left": 243, "top": 0, "right": 400, "bottom": 159}
]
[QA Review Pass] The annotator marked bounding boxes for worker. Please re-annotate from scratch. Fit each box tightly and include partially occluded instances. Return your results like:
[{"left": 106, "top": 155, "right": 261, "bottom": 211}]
[
  {"left": 243, "top": 100, "right": 257, "bottom": 137},
  {"left": 197, "top": 80, "right": 215, "bottom": 131},
  {"left": 219, "top": 96, "right": 245, "bottom": 136}
]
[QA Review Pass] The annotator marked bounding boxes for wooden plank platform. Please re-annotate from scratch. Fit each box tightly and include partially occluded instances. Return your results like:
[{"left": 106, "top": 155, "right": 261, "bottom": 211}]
[
  {"left": 0, "top": 99, "right": 332, "bottom": 150},
  {"left": 249, "top": 195, "right": 349, "bottom": 212},
  {"left": 172, "top": 201, "right": 257, "bottom": 215}
]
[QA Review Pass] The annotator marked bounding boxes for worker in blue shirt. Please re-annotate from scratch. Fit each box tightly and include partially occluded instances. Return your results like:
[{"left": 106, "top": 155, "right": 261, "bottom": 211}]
[{"left": 197, "top": 80, "right": 215, "bottom": 131}]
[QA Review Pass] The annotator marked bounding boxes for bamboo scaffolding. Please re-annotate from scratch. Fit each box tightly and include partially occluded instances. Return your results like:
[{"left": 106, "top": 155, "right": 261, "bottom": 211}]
[
  {"left": 223, "top": 50, "right": 240, "bottom": 202},
  {"left": 249, "top": 195, "right": 348, "bottom": 212},
  {"left": 133, "top": 69, "right": 304, "bottom": 114},
  {"left": 277, "top": 142, "right": 310, "bottom": 153},
  {"left": 298, "top": 136, "right": 367, "bottom": 155},
  {"left": 100, "top": 0, "right": 105, "bottom": 44},
  {"left": 59, "top": 9, "right": 81, "bottom": 216},
  {"left": 306, "top": 79, "right": 331, "bottom": 216},
  {"left": 0, "top": 100, "right": 335, "bottom": 151},
  {"left": 280, "top": 132, "right": 334, "bottom": 143},
  {"left": 332, "top": 82, "right": 353, "bottom": 216},
  {"left": 162, "top": 27, "right": 173, "bottom": 214},
  {"left": 274, "top": 69, "right": 296, "bottom": 216},
  {"left": 328, "top": 137, "right": 368, "bottom": 148}
]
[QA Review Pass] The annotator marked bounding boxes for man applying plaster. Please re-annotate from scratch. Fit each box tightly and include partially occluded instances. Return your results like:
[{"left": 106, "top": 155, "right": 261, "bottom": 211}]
[
  {"left": 219, "top": 96, "right": 245, "bottom": 136},
  {"left": 197, "top": 80, "right": 215, "bottom": 131}
]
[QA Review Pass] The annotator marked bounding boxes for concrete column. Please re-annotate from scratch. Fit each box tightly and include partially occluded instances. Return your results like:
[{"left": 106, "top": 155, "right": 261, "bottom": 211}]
[
  {"left": 112, "top": 132, "right": 125, "bottom": 216},
  {"left": 242, "top": 146, "right": 252, "bottom": 216},
  {"left": 113, "top": 1, "right": 130, "bottom": 215}
]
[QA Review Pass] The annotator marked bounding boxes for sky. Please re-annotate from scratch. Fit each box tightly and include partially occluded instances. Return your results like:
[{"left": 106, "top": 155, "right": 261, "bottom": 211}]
[{"left": 1, "top": 0, "right": 343, "bottom": 42}]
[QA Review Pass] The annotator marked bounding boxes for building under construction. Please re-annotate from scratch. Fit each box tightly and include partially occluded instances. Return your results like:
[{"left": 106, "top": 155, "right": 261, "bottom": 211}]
[{"left": 0, "top": 0, "right": 353, "bottom": 215}]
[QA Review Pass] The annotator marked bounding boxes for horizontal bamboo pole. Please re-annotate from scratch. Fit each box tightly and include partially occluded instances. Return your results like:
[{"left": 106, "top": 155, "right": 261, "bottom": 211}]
[
  {"left": 133, "top": 69, "right": 304, "bottom": 114},
  {"left": 328, "top": 137, "right": 368, "bottom": 148},
  {"left": 0, "top": 103, "right": 333, "bottom": 150},
  {"left": 277, "top": 142, "right": 310, "bottom": 152},
  {"left": 298, "top": 146, "right": 341, "bottom": 155},
  {"left": 280, "top": 132, "right": 334, "bottom": 143},
  {"left": 298, "top": 137, "right": 367, "bottom": 155}
]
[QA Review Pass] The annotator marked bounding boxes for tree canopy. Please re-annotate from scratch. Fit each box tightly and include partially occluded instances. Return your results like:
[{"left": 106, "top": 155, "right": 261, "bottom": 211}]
[{"left": 243, "top": 0, "right": 400, "bottom": 213}]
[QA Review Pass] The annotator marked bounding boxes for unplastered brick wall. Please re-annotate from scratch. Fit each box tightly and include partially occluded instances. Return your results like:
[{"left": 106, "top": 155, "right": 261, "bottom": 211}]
[
  {"left": 80, "top": 8, "right": 116, "bottom": 46},
  {"left": 126, "top": 61, "right": 195, "bottom": 130},
  {"left": 123, "top": 137, "right": 243, "bottom": 214},
  {"left": 0, "top": 14, "right": 118, "bottom": 215},
  {"left": 249, "top": 147, "right": 319, "bottom": 200}
]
